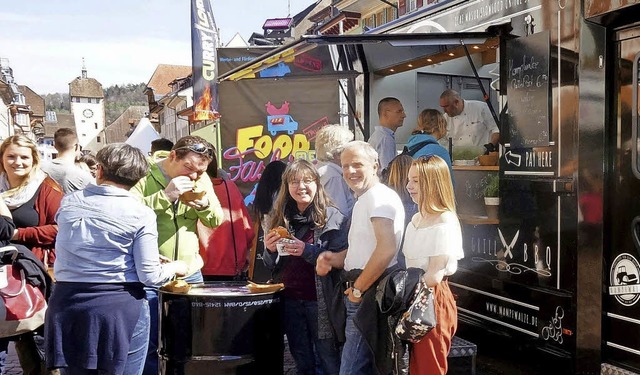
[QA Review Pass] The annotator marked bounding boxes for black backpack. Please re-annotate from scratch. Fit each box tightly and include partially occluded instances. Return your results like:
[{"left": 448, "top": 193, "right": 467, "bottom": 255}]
[{"left": 400, "top": 139, "right": 438, "bottom": 157}]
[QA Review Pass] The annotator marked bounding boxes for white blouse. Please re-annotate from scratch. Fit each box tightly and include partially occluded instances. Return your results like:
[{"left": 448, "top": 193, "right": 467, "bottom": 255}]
[{"left": 402, "top": 211, "right": 464, "bottom": 275}]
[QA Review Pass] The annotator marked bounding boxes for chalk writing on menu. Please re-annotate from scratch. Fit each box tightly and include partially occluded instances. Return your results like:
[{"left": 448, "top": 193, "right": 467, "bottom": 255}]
[{"left": 506, "top": 31, "right": 551, "bottom": 149}]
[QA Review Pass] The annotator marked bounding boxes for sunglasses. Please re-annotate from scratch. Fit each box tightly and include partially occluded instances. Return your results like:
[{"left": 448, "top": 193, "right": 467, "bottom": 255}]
[{"left": 174, "top": 143, "right": 214, "bottom": 159}]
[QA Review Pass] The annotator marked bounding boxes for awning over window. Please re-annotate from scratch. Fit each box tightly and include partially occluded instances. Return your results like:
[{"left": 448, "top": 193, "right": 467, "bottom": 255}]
[{"left": 218, "top": 32, "right": 499, "bottom": 82}]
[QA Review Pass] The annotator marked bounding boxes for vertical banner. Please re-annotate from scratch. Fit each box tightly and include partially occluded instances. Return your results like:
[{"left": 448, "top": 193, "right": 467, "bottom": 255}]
[{"left": 191, "top": 0, "right": 220, "bottom": 121}]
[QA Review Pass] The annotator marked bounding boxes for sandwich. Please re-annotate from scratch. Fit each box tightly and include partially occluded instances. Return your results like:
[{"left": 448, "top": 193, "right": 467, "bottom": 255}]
[
  {"left": 179, "top": 189, "right": 206, "bottom": 203},
  {"left": 161, "top": 279, "right": 191, "bottom": 293},
  {"left": 269, "top": 226, "right": 292, "bottom": 239}
]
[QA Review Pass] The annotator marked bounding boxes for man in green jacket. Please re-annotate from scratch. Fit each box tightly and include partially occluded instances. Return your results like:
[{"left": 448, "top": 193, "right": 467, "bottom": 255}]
[{"left": 132, "top": 135, "right": 223, "bottom": 375}]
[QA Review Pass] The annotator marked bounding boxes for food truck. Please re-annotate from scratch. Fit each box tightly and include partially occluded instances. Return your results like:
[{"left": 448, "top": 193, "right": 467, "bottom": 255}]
[{"left": 216, "top": 1, "right": 640, "bottom": 373}]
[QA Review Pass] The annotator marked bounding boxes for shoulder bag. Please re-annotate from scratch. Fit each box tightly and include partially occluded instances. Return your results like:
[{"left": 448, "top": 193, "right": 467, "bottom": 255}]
[
  {"left": 394, "top": 279, "right": 436, "bottom": 343},
  {"left": 0, "top": 246, "right": 47, "bottom": 338}
]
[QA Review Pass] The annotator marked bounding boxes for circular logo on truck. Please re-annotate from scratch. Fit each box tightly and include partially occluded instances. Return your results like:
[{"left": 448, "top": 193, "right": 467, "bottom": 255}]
[{"left": 609, "top": 253, "right": 640, "bottom": 306}]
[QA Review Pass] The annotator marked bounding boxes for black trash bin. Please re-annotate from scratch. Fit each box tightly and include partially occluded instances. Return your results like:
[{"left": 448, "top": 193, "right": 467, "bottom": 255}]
[{"left": 159, "top": 282, "right": 284, "bottom": 375}]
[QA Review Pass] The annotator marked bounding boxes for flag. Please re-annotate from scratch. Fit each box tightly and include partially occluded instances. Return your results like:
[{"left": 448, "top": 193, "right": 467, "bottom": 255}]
[{"left": 191, "top": 0, "right": 220, "bottom": 121}]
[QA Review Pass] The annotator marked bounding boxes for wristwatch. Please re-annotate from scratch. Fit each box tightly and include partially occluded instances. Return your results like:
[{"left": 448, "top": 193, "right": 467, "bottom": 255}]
[{"left": 352, "top": 287, "right": 363, "bottom": 299}]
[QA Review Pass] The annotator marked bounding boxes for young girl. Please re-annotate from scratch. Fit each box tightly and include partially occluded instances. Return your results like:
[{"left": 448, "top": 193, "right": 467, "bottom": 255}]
[{"left": 403, "top": 155, "right": 464, "bottom": 374}]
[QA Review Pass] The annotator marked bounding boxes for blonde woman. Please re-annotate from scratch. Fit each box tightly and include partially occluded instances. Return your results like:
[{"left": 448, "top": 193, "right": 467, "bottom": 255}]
[
  {"left": 0, "top": 135, "right": 63, "bottom": 267},
  {"left": 406, "top": 109, "right": 452, "bottom": 172},
  {"left": 403, "top": 155, "right": 464, "bottom": 374},
  {"left": 0, "top": 135, "right": 63, "bottom": 374}
]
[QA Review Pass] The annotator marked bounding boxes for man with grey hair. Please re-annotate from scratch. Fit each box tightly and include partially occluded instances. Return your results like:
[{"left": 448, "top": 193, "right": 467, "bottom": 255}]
[
  {"left": 315, "top": 124, "right": 355, "bottom": 217},
  {"left": 439, "top": 89, "right": 499, "bottom": 149},
  {"left": 316, "top": 140, "right": 405, "bottom": 375},
  {"left": 368, "top": 97, "right": 406, "bottom": 170}
]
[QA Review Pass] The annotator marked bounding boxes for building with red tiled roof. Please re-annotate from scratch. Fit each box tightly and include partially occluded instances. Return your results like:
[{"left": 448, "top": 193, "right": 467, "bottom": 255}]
[
  {"left": 20, "top": 85, "right": 45, "bottom": 138},
  {"left": 104, "top": 105, "right": 149, "bottom": 144},
  {"left": 145, "top": 64, "right": 192, "bottom": 102},
  {"left": 144, "top": 64, "right": 192, "bottom": 140}
]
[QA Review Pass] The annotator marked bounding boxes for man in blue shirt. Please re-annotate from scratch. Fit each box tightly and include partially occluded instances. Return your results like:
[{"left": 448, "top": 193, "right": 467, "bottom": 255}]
[{"left": 367, "top": 97, "right": 406, "bottom": 170}]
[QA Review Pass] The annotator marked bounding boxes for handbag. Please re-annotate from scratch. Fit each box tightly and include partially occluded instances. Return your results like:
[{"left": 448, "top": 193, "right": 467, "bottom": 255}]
[
  {"left": 0, "top": 247, "right": 47, "bottom": 338},
  {"left": 394, "top": 279, "right": 436, "bottom": 343}
]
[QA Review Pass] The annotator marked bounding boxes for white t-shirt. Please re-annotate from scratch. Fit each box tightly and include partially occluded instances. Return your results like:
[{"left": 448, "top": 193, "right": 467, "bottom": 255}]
[
  {"left": 344, "top": 183, "right": 405, "bottom": 271},
  {"left": 444, "top": 100, "right": 499, "bottom": 148},
  {"left": 403, "top": 211, "right": 464, "bottom": 275}
]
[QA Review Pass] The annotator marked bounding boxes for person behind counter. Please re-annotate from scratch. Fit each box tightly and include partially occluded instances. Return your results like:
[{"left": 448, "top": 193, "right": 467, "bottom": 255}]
[
  {"left": 131, "top": 135, "right": 223, "bottom": 375},
  {"left": 45, "top": 143, "right": 188, "bottom": 375},
  {"left": 439, "top": 89, "right": 499, "bottom": 150},
  {"left": 263, "top": 159, "right": 347, "bottom": 375},
  {"left": 404, "top": 155, "right": 464, "bottom": 374}
]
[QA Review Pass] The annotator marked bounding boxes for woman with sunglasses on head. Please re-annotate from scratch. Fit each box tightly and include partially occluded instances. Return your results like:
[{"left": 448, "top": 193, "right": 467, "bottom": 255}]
[
  {"left": 0, "top": 135, "right": 64, "bottom": 375},
  {"left": 263, "top": 159, "right": 348, "bottom": 375},
  {"left": 403, "top": 155, "right": 464, "bottom": 375}
]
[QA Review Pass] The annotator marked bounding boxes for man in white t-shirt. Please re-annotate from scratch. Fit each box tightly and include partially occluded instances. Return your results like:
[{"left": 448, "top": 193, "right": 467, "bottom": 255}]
[
  {"left": 316, "top": 140, "right": 404, "bottom": 375},
  {"left": 439, "top": 89, "right": 499, "bottom": 149}
]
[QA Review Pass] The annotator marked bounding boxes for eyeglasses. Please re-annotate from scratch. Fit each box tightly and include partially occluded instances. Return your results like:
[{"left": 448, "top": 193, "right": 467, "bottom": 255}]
[
  {"left": 289, "top": 178, "right": 316, "bottom": 188},
  {"left": 174, "top": 143, "right": 213, "bottom": 159}
]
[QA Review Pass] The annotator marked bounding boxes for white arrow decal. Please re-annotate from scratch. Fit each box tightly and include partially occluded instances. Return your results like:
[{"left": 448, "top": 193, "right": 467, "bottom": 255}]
[{"left": 505, "top": 150, "right": 522, "bottom": 167}]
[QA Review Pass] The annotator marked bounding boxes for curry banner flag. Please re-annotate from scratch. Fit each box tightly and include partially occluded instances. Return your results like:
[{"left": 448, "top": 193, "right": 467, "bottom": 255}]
[{"left": 191, "top": 0, "right": 220, "bottom": 121}]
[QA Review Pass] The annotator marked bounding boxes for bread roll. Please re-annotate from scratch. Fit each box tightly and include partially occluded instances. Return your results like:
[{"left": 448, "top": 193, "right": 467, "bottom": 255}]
[
  {"left": 269, "top": 226, "right": 292, "bottom": 239},
  {"left": 179, "top": 190, "right": 206, "bottom": 203},
  {"left": 161, "top": 279, "right": 191, "bottom": 293}
]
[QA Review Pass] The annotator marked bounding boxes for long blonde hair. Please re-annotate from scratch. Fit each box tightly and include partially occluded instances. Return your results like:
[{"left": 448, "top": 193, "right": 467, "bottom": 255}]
[
  {"left": 386, "top": 154, "right": 413, "bottom": 204},
  {"left": 0, "top": 135, "right": 41, "bottom": 190},
  {"left": 411, "top": 155, "right": 456, "bottom": 214},
  {"left": 268, "top": 159, "right": 331, "bottom": 230}
]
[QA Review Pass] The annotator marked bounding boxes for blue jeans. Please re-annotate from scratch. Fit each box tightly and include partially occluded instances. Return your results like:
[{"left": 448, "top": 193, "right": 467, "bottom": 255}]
[
  {"left": 123, "top": 300, "right": 150, "bottom": 375},
  {"left": 339, "top": 298, "right": 374, "bottom": 375},
  {"left": 283, "top": 298, "right": 317, "bottom": 375},
  {"left": 142, "top": 271, "right": 203, "bottom": 375}
]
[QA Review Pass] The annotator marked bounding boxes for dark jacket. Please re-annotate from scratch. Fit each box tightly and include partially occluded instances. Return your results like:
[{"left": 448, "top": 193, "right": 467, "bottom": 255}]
[
  {"left": 329, "top": 265, "right": 402, "bottom": 375},
  {"left": 376, "top": 267, "right": 425, "bottom": 375},
  {"left": 263, "top": 206, "right": 349, "bottom": 340}
]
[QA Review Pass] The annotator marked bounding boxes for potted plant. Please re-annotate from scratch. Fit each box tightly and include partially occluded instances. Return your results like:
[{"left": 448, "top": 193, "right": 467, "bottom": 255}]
[{"left": 483, "top": 173, "right": 500, "bottom": 219}]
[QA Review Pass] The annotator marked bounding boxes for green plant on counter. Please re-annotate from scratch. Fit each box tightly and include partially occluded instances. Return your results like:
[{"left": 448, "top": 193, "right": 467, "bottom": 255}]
[
  {"left": 452, "top": 146, "right": 483, "bottom": 161},
  {"left": 483, "top": 173, "right": 499, "bottom": 198}
]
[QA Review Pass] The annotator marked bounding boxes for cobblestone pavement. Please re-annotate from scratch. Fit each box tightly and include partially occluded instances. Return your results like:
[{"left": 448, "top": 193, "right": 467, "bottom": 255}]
[
  {"left": 2, "top": 335, "right": 533, "bottom": 375},
  {"left": 4, "top": 342, "right": 21, "bottom": 375}
]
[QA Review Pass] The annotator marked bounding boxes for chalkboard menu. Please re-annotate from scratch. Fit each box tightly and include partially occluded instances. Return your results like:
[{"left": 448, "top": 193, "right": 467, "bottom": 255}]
[{"left": 506, "top": 31, "right": 551, "bottom": 149}]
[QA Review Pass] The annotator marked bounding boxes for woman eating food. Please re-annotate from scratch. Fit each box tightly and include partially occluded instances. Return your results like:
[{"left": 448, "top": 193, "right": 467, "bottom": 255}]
[{"left": 262, "top": 159, "right": 348, "bottom": 375}]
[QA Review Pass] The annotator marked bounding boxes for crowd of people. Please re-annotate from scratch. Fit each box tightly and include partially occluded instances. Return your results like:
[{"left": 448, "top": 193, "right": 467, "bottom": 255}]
[{"left": 0, "top": 87, "right": 497, "bottom": 375}]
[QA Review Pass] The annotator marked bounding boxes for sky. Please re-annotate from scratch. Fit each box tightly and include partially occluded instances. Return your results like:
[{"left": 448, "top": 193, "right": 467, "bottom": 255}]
[{"left": 0, "top": 0, "right": 314, "bottom": 95}]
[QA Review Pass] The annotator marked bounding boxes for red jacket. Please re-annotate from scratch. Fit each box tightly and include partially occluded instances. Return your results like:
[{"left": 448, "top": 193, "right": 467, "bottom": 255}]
[
  {"left": 14, "top": 177, "right": 63, "bottom": 267},
  {"left": 198, "top": 178, "right": 254, "bottom": 276}
]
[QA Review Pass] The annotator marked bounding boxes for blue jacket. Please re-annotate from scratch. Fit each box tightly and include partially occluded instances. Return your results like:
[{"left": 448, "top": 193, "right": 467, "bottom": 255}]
[{"left": 406, "top": 133, "right": 453, "bottom": 175}]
